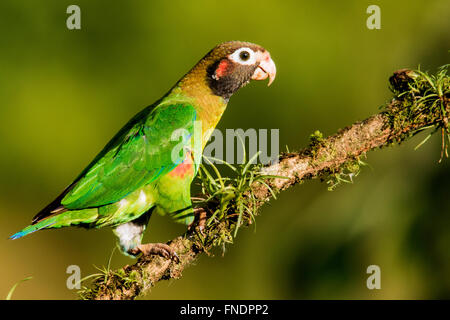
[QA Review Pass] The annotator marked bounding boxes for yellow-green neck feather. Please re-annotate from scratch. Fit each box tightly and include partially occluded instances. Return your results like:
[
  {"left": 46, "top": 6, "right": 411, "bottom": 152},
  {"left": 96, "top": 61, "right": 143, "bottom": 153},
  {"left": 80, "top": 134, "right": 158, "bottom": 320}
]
[{"left": 165, "top": 57, "right": 228, "bottom": 143}]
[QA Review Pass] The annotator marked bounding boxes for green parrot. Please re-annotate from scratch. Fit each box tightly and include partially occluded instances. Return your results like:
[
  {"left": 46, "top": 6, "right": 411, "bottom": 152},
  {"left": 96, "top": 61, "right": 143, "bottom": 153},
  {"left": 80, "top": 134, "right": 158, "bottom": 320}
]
[{"left": 10, "top": 41, "right": 276, "bottom": 259}]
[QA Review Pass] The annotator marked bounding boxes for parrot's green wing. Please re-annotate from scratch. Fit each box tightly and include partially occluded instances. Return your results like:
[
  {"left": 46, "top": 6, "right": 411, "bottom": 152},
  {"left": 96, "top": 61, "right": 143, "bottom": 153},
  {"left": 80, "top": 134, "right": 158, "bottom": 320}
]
[{"left": 59, "top": 102, "right": 197, "bottom": 210}]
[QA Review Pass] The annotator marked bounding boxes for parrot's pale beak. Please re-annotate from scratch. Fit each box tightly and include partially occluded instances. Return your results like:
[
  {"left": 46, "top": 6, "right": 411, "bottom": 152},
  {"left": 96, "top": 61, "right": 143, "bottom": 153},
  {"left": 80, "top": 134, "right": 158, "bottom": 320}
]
[{"left": 252, "top": 51, "right": 276, "bottom": 86}]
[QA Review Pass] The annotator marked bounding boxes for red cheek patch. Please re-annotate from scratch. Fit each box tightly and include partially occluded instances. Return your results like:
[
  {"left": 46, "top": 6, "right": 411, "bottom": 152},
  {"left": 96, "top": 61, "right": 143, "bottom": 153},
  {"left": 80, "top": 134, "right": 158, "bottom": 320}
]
[{"left": 215, "top": 59, "right": 229, "bottom": 79}]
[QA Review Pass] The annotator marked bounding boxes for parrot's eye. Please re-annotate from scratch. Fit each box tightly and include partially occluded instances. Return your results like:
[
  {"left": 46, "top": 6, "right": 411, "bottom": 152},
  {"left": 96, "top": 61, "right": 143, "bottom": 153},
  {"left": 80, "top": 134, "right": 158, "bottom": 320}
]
[
  {"left": 229, "top": 47, "right": 256, "bottom": 65},
  {"left": 239, "top": 51, "right": 250, "bottom": 61}
]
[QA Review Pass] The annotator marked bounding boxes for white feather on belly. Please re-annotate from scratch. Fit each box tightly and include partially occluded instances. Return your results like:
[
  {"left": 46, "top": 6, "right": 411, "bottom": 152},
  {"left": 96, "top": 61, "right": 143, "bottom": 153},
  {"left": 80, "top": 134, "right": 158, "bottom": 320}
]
[{"left": 113, "top": 222, "right": 145, "bottom": 252}]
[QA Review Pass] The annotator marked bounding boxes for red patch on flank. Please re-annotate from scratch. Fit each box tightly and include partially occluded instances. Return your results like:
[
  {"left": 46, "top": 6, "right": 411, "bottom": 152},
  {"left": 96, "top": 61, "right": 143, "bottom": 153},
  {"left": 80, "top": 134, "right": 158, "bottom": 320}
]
[
  {"left": 215, "top": 59, "right": 229, "bottom": 79},
  {"left": 169, "top": 152, "right": 194, "bottom": 179}
]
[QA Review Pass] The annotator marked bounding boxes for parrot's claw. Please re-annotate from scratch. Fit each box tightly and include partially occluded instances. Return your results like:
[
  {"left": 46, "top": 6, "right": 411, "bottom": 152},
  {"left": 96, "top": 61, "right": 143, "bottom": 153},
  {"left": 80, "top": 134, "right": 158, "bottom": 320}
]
[
  {"left": 129, "top": 243, "right": 179, "bottom": 263},
  {"left": 188, "top": 207, "right": 207, "bottom": 234}
]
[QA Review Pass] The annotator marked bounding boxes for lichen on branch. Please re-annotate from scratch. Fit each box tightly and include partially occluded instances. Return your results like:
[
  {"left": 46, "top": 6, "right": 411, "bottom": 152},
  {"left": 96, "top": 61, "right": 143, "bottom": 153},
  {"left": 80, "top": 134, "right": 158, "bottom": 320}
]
[{"left": 80, "top": 66, "right": 449, "bottom": 300}]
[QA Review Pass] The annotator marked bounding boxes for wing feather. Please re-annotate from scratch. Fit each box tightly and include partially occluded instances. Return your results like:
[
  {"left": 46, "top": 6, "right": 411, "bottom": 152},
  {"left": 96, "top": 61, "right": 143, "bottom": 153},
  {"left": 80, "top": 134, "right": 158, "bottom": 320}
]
[{"left": 32, "top": 102, "right": 197, "bottom": 223}]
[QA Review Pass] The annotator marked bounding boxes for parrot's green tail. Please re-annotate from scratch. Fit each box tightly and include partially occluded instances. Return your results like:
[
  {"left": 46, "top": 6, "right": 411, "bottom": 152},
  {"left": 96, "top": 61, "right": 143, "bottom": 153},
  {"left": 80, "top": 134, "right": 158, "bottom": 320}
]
[
  {"left": 10, "top": 209, "right": 98, "bottom": 240},
  {"left": 9, "top": 219, "right": 57, "bottom": 239}
]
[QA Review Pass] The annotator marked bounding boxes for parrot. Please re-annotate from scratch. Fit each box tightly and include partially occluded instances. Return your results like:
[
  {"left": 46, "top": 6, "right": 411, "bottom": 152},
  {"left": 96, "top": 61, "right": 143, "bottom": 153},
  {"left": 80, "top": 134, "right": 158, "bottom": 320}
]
[{"left": 10, "top": 41, "right": 276, "bottom": 260}]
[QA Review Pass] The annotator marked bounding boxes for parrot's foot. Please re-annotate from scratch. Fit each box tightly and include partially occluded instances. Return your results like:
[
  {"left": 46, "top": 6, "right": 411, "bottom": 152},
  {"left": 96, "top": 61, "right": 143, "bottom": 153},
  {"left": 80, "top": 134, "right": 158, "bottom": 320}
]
[
  {"left": 188, "top": 207, "right": 207, "bottom": 233},
  {"left": 129, "top": 243, "right": 179, "bottom": 263}
]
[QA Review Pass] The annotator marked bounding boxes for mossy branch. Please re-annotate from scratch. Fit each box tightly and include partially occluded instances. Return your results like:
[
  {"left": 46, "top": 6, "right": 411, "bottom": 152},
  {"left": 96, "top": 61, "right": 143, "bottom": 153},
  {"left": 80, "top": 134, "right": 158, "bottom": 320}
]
[{"left": 81, "top": 66, "right": 449, "bottom": 300}]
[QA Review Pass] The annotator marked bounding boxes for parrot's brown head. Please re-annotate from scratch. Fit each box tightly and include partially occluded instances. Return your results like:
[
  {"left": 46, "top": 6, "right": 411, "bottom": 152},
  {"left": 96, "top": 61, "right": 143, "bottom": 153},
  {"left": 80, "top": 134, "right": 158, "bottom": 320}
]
[{"left": 178, "top": 41, "right": 276, "bottom": 101}]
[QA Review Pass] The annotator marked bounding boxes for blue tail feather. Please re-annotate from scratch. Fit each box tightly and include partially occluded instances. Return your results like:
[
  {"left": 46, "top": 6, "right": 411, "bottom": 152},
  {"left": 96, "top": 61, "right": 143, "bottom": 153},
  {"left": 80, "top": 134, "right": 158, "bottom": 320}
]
[{"left": 9, "top": 221, "right": 55, "bottom": 240}]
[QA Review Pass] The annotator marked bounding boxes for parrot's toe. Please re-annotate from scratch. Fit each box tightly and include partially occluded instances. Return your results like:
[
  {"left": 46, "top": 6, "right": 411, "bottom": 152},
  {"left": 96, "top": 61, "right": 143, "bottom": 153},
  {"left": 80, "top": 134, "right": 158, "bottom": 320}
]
[
  {"left": 129, "top": 243, "right": 179, "bottom": 263},
  {"left": 188, "top": 207, "right": 207, "bottom": 234}
]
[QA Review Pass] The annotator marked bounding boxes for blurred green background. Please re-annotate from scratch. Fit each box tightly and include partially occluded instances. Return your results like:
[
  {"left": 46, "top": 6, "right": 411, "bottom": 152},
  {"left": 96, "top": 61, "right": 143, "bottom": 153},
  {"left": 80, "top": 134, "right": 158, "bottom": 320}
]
[{"left": 0, "top": 0, "right": 449, "bottom": 299}]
